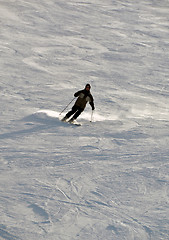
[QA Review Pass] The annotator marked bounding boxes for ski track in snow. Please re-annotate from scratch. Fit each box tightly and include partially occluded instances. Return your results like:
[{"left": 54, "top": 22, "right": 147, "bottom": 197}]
[{"left": 1, "top": 0, "right": 169, "bottom": 239}]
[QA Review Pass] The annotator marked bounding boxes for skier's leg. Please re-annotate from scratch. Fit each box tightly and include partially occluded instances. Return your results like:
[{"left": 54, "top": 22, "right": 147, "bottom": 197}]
[
  {"left": 66, "top": 105, "right": 78, "bottom": 118},
  {"left": 68, "top": 107, "right": 83, "bottom": 123},
  {"left": 73, "top": 108, "right": 83, "bottom": 119}
]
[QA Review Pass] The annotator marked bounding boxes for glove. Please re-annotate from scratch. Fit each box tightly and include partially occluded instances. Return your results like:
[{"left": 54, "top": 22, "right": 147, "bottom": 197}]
[{"left": 92, "top": 106, "right": 95, "bottom": 111}]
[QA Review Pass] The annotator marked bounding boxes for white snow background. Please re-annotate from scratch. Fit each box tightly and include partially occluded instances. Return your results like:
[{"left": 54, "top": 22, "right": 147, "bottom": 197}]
[{"left": 0, "top": 0, "right": 169, "bottom": 239}]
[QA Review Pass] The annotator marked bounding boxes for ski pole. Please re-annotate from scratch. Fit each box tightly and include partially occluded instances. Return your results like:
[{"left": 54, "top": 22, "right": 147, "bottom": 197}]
[
  {"left": 59, "top": 97, "right": 75, "bottom": 115},
  {"left": 90, "top": 110, "right": 94, "bottom": 122}
]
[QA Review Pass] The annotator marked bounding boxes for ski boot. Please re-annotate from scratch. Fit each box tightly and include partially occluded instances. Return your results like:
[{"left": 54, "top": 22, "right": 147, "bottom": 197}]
[
  {"left": 61, "top": 116, "right": 68, "bottom": 122},
  {"left": 68, "top": 117, "right": 75, "bottom": 123}
]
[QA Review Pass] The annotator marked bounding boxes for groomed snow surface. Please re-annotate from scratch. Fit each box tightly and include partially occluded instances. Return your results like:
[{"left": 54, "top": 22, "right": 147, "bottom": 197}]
[{"left": 1, "top": 0, "right": 169, "bottom": 239}]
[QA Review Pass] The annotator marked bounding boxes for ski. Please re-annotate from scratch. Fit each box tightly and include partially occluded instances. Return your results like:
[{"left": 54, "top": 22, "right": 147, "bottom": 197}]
[
  {"left": 68, "top": 122, "right": 81, "bottom": 126},
  {"left": 60, "top": 119, "right": 81, "bottom": 126}
]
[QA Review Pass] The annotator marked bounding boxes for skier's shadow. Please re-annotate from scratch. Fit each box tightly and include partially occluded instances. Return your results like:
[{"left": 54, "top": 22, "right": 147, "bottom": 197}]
[{"left": 0, "top": 111, "right": 64, "bottom": 140}]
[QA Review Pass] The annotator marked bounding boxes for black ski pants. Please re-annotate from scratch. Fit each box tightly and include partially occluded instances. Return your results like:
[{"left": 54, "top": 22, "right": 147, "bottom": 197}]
[{"left": 66, "top": 105, "right": 84, "bottom": 119}]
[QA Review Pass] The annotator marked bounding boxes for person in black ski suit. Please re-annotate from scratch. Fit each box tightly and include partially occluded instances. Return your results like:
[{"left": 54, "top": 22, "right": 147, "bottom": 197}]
[{"left": 62, "top": 84, "right": 95, "bottom": 123}]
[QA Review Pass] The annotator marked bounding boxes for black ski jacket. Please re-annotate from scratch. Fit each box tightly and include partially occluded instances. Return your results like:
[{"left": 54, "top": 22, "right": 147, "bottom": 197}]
[{"left": 74, "top": 89, "right": 95, "bottom": 110}]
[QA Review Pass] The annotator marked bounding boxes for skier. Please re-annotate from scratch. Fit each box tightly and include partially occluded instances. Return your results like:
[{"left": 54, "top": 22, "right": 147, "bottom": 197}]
[{"left": 62, "top": 84, "right": 95, "bottom": 123}]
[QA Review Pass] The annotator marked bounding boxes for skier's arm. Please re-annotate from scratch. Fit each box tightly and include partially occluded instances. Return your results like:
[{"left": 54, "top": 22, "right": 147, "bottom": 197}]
[
  {"left": 89, "top": 95, "right": 95, "bottom": 110},
  {"left": 74, "top": 90, "right": 82, "bottom": 97},
  {"left": 90, "top": 101, "right": 95, "bottom": 110}
]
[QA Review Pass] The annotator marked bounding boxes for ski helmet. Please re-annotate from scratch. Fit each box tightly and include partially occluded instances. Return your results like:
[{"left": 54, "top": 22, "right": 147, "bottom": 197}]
[{"left": 85, "top": 83, "right": 91, "bottom": 89}]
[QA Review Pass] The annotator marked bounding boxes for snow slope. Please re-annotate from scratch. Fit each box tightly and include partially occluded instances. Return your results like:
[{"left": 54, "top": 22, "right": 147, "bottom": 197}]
[{"left": 0, "top": 0, "right": 169, "bottom": 239}]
